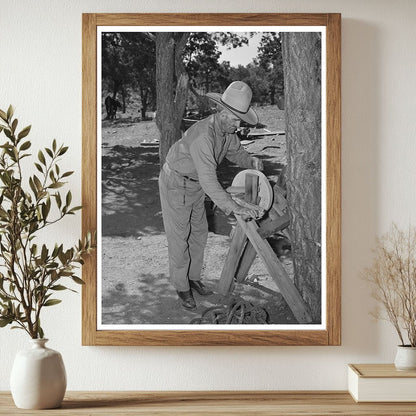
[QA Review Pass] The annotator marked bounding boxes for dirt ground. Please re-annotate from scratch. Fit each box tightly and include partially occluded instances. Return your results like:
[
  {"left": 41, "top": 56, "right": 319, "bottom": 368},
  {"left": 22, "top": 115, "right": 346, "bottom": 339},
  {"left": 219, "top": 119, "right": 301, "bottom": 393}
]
[{"left": 100, "top": 104, "right": 298, "bottom": 325}]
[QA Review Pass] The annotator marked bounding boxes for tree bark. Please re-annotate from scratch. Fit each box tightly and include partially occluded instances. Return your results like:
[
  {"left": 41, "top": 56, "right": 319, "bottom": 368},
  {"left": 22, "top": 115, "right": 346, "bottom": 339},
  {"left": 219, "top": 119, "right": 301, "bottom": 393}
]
[
  {"left": 281, "top": 32, "right": 322, "bottom": 322},
  {"left": 140, "top": 87, "right": 149, "bottom": 119},
  {"left": 155, "top": 32, "right": 189, "bottom": 168}
]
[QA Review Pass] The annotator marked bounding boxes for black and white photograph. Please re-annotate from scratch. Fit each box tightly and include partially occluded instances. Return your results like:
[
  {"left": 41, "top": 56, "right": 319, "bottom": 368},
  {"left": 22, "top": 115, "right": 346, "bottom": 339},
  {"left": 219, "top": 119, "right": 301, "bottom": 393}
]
[{"left": 97, "top": 26, "right": 326, "bottom": 330}]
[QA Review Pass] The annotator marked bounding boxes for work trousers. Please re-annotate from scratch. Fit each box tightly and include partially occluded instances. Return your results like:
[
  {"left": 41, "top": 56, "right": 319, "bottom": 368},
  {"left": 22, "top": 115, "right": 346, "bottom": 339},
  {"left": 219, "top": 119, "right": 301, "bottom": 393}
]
[{"left": 159, "top": 166, "right": 208, "bottom": 292}]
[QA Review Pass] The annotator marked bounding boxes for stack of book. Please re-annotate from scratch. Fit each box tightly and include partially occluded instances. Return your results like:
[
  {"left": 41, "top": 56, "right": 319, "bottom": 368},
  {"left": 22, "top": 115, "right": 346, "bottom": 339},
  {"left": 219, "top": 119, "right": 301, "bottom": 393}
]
[{"left": 348, "top": 364, "right": 416, "bottom": 402}]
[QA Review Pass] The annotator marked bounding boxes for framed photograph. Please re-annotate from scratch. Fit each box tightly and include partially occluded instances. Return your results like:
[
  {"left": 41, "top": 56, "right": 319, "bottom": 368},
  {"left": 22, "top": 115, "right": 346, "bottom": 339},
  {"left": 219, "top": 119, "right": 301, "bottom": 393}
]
[{"left": 82, "top": 13, "right": 341, "bottom": 346}]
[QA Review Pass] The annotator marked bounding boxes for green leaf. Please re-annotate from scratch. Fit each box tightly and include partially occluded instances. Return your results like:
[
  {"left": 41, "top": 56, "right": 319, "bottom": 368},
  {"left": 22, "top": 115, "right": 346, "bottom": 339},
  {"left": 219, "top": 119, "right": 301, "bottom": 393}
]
[
  {"left": 0, "top": 109, "right": 7, "bottom": 121},
  {"left": 43, "top": 299, "right": 62, "bottom": 307},
  {"left": 52, "top": 139, "right": 57, "bottom": 152},
  {"left": 19, "top": 140, "right": 31, "bottom": 151},
  {"left": 58, "top": 250, "right": 67, "bottom": 264},
  {"left": 56, "top": 244, "right": 63, "bottom": 258},
  {"left": 41, "top": 202, "right": 50, "bottom": 220},
  {"left": 48, "top": 182, "right": 64, "bottom": 189},
  {"left": 38, "top": 150, "right": 46, "bottom": 165},
  {"left": 6, "top": 105, "right": 14, "bottom": 122},
  {"left": 11, "top": 118, "right": 18, "bottom": 133},
  {"left": 71, "top": 276, "right": 85, "bottom": 285},
  {"left": 50, "top": 284, "right": 68, "bottom": 291},
  {"left": 61, "top": 171, "right": 74, "bottom": 178},
  {"left": 0, "top": 317, "right": 13, "bottom": 327},
  {"left": 17, "top": 125, "right": 31, "bottom": 140},
  {"left": 45, "top": 147, "right": 53, "bottom": 158},
  {"left": 65, "top": 191, "right": 72, "bottom": 207},
  {"left": 51, "top": 244, "right": 59, "bottom": 258},
  {"left": 29, "top": 177, "right": 38, "bottom": 197},
  {"left": 38, "top": 325, "right": 44, "bottom": 339},
  {"left": 41, "top": 244, "right": 48, "bottom": 262},
  {"left": 55, "top": 192, "right": 62, "bottom": 208},
  {"left": 4, "top": 128, "right": 12, "bottom": 140},
  {"left": 31, "top": 244, "right": 38, "bottom": 256},
  {"left": 58, "top": 146, "right": 68, "bottom": 156},
  {"left": 69, "top": 206, "right": 82, "bottom": 213},
  {"left": 34, "top": 162, "right": 43, "bottom": 173},
  {"left": 33, "top": 175, "right": 42, "bottom": 192}
]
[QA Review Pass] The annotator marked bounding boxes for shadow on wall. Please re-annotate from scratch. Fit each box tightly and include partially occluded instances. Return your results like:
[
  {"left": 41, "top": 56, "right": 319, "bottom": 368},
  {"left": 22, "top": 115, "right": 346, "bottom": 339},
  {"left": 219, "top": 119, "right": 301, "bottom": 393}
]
[{"left": 341, "top": 19, "right": 381, "bottom": 355}]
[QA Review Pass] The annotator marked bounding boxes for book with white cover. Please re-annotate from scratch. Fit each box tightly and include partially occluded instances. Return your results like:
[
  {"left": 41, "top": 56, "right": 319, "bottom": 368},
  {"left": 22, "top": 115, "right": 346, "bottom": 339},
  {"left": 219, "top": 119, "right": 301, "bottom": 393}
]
[{"left": 348, "top": 364, "right": 416, "bottom": 402}]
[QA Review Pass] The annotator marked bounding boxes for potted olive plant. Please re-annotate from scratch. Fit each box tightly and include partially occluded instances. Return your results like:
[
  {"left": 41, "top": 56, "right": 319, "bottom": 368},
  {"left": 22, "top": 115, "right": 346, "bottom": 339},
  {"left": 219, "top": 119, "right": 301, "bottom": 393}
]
[
  {"left": 363, "top": 223, "right": 416, "bottom": 370},
  {"left": 0, "top": 106, "right": 94, "bottom": 409}
]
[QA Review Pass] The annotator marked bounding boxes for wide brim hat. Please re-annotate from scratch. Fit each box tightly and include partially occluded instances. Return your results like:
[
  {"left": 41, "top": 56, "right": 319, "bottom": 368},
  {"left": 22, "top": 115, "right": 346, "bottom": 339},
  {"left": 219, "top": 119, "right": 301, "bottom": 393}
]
[{"left": 206, "top": 81, "right": 258, "bottom": 126}]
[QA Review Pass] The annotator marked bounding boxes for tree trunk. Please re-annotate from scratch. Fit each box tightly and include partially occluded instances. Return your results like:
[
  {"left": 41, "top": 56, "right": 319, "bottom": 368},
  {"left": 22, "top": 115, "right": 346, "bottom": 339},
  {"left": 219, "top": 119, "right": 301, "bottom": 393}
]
[
  {"left": 121, "top": 86, "right": 126, "bottom": 113},
  {"left": 140, "top": 87, "right": 149, "bottom": 119},
  {"left": 270, "top": 85, "right": 276, "bottom": 105},
  {"left": 281, "top": 32, "right": 322, "bottom": 322},
  {"left": 155, "top": 32, "right": 189, "bottom": 168}
]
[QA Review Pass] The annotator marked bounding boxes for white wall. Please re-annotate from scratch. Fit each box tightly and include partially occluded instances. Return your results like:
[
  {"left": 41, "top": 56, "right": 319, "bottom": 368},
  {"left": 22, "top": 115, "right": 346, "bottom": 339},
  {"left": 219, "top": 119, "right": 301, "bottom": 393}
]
[{"left": 1, "top": 0, "right": 416, "bottom": 391}]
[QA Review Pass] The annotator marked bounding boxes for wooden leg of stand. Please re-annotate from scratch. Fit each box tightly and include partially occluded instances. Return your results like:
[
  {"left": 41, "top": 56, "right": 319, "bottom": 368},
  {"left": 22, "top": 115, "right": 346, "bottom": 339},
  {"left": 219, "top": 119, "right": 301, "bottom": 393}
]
[
  {"left": 235, "top": 244, "right": 257, "bottom": 283},
  {"left": 217, "top": 225, "right": 248, "bottom": 296},
  {"left": 236, "top": 212, "right": 290, "bottom": 283},
  {"left": 217, "top": 172, "right": 259, "bottom": 295},
  {"left": 233, "top": 173, "right": 260, "bottom": 284},
  {"left": 236, "top": 216, "right": 312, "bottom": 324}
]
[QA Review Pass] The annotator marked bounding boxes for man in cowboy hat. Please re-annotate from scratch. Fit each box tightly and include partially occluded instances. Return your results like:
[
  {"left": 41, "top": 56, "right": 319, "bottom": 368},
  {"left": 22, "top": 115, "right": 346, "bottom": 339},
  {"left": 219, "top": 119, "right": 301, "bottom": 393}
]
[{"left": 159, "top": 81, "right": 264, "bottom": 311}]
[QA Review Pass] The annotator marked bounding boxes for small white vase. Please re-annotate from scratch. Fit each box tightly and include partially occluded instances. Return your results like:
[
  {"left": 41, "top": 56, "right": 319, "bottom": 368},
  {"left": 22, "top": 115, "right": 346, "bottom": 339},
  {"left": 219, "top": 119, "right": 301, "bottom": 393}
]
[
  {"left": 10, "top": 338, "right": 67, "bottom": 409},
  {"left": 394, "top": 345, "right": 416, "bottom": 371}
]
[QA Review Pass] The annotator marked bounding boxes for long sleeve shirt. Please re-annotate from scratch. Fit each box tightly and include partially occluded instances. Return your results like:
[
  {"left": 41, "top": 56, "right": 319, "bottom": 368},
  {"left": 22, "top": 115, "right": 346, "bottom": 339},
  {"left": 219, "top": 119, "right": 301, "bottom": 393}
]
[{"left": 165, "top": 113, "right": 255, "bottom": 215}]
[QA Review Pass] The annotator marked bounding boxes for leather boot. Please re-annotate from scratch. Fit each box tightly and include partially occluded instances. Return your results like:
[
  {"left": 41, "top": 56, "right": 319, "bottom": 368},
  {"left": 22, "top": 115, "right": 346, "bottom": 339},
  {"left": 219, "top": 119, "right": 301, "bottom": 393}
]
[
  {"left": 177, "top": 290, "right": 196, "bottom": 310},
  {"left": 190, "top": 280, "right": 214, "bottom": 296}
]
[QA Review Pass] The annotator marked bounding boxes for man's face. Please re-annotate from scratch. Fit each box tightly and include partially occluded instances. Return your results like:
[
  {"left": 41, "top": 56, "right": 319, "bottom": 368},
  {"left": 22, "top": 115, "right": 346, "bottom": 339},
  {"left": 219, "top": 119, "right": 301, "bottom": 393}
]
[{"left": 220, "top": 110, "right": 241, "bottom": 134}]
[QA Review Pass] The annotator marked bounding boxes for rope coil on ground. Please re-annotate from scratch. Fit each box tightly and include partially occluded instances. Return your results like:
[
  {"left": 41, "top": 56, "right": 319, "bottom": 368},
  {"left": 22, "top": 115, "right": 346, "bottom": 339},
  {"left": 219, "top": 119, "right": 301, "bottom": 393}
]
[{"left": 190, "top": 298, "right": 269, "bottom": 325}]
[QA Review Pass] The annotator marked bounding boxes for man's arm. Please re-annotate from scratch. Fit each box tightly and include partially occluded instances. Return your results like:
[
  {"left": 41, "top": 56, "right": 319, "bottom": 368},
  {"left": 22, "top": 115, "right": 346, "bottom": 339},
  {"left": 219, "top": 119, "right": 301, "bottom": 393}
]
[
  {"left": 225, "top": 134, "right": 264, "bottom": 171},
  {"left": 189, "top": 137, "right": 263, "bottom": 219},
  {"left": 189, "top": 137, "right": 238, "bottom": 215}
]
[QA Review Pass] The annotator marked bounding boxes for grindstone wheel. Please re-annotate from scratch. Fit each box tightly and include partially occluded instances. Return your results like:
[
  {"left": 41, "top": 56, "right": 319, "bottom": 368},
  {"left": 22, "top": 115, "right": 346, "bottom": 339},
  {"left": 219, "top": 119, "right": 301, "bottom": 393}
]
[{"left": 231, "top": 169, "right": 273, "bottom": 211}]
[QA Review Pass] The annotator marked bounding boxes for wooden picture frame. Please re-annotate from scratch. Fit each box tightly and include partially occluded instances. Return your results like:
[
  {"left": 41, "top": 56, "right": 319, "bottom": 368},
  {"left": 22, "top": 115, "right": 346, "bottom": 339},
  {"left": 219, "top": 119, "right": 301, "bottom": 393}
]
[{"left": 82, "top": 13, "right": 341, "bottom": 346}]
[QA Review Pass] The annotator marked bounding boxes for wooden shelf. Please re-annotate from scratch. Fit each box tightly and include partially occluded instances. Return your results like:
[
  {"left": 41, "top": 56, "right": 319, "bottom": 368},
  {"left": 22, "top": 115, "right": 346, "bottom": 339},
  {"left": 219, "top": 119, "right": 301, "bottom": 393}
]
[{"left": 1, "top": 391, "right": 416, "bottom": 415}]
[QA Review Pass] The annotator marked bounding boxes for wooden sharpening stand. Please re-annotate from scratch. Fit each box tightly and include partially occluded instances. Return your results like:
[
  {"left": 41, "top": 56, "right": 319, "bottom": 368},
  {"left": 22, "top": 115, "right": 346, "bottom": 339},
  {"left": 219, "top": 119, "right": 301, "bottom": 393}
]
[{"left": 217, "top": 172, "right": 312, "bottom": 324}]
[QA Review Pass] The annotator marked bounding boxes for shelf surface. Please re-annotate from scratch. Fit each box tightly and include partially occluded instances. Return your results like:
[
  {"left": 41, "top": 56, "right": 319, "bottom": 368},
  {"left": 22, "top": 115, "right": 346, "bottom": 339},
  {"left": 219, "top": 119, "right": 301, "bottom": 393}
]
[{"left": 2, "top": 391, "right": 416, "bottom": 415}]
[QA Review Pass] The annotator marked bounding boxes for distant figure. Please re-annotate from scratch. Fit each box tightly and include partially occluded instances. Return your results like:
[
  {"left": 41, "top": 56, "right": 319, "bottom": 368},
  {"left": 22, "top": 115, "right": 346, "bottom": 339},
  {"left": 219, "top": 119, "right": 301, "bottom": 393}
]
[{"left": 105, "top": 96, "right": 121, "bottom": 120}]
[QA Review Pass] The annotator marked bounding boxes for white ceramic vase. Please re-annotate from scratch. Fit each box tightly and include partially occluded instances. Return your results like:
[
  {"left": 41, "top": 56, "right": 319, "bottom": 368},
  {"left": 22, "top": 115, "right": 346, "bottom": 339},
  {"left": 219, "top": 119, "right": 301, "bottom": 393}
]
[
  {"left": 10, "top": 339, "right": 67, "bottom": 409},
  {"left": 394, "top": 345, "right": 416, "bottom": 371}
]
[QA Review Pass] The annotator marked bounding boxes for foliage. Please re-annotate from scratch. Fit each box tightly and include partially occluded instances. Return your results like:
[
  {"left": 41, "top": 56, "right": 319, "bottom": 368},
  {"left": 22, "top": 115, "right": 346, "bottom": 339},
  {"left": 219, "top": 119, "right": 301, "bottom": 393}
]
[
  {"left": 363, "top": 224, "right": 416, "bottom": 346},
  {"left": 102, "top": 32, "right": 156, "bottom": 117},
  {"left": 184, "top": 33, "right": 222, "bottom": 94},
  {"left": 255, "top": 32, "right": 284, "bottom": 105},
  {"left": 0, "top": 106, "right": 94, "bottom": 339},
  {"left": 184, "top": 32, "right": 251, "bottom": 96}
]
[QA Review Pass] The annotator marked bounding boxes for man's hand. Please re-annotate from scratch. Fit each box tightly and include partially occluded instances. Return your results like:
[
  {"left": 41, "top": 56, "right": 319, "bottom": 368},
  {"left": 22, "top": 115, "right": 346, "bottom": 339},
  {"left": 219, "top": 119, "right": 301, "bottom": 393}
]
[
  {"left": 233, "top": 204, "right": 265, "bottom": 221},
  {"left": 251, "top": 157, "right": 263, "bottom": 171}
]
